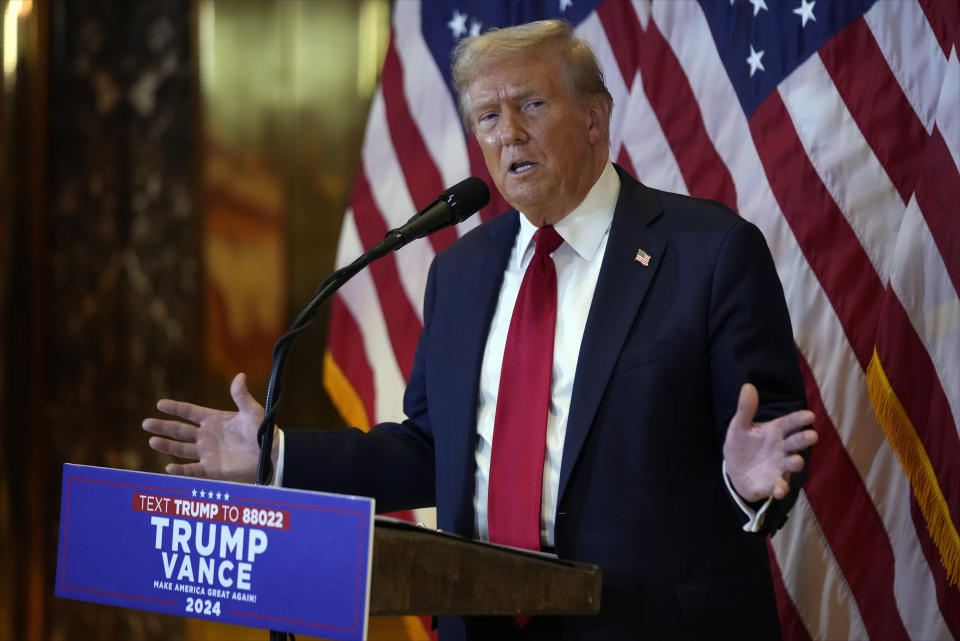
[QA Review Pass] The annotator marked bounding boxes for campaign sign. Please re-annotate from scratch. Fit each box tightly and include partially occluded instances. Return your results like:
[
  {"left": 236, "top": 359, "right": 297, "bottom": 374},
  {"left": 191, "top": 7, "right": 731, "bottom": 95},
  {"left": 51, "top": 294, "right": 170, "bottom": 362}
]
[{"left": 55, "top": 464, "right": 374, "bottom": 640}]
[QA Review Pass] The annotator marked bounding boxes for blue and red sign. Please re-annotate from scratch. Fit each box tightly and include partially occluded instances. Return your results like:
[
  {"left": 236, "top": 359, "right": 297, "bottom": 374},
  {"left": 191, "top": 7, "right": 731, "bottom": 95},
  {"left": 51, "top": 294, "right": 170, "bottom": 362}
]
[{"left": 56, "top": 464, "right": 374, "bottom": 640}]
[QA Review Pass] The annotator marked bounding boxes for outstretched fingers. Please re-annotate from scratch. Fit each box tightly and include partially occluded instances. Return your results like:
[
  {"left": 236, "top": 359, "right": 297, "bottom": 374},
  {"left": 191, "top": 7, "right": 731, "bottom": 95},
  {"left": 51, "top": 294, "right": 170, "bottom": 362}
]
[
  {"left": 143, "top": 415, "right": 203, "bottom": 461},
  {"left": 776, "top": 408, "right": 816, "bottom": 435},
  {"left": 142, "top": 417, "right": 200, "bottom": 443},
  {"left": 783, "top": 426, "right": 818, "bottom": 452},
  {"left": 783, "top": 453, "right": 806, "bottom": 474},
  {"left": 155, "top": 398, "right": 215, "bottom": 425},
  {"left": 165, "top": 461, "right": 209, "bottom": 478},
  {"left": 148, "top": 434, "right": 199, "bottom": 461},
  {"left": 772, "top": 476, "right": 790, "bottom": 500},
  {"left": 724, "top": 383, "right": 820, "bottom": 502}
]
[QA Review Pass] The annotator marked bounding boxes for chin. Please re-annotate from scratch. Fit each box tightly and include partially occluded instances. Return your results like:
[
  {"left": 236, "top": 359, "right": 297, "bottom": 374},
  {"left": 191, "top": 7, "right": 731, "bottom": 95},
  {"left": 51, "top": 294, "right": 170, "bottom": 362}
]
[{"left": 504, "top": 185, "right": 547, "bottom": 211}]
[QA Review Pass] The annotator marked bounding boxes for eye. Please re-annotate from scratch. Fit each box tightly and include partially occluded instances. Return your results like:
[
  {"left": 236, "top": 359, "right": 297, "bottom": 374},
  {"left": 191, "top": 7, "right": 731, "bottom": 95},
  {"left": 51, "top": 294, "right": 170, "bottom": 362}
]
[
  {"left": 475, "top": 112, "right": 498, "bottom": 128},
  {"left": 524, "top": 99, "right": 546, "bottom": 111}
]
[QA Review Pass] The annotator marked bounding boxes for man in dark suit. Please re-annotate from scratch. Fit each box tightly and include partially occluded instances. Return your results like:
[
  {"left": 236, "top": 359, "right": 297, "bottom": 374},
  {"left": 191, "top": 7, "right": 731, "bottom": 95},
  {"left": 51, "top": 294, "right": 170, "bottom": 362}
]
[{"left": 145, "top": 20, "right": 817, "bottom": 640}]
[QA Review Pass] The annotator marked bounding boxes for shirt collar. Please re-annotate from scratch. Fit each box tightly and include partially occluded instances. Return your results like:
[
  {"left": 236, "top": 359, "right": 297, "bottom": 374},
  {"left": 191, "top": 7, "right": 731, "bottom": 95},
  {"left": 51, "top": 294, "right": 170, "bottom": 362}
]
[{"left": 514, "top": 162, "right": 620, "bottom": 268}]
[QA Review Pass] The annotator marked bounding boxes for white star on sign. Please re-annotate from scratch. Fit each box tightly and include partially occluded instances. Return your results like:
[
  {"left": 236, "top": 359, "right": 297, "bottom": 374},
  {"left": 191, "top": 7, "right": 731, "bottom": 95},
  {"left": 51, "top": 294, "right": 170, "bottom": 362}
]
[
  {"left": 447, "top": 10, "right": 468, "bottom": 39},
  {"left": 746, "top": 44, "right": 765, "bottom": 77},
  {"left": 560, "top": 0, "right": 573, "bottom": 11},
  {"left": 469, "top": 20, "right": 482, "bottom": 37},
  {"left": 191, "top": 488, "right": 197, "bottom": 498},
  {"left": 199, "top": 489, "right": 206, "bottom": 499},
  {"left": 749, "top": 0, "right": 768, "bottom": 16},
  {"left": 216, "top": 491, "right": 222, "bottom": 500},
  {"left": 793, "top": 0, "right": 816, "bottom": 27}
]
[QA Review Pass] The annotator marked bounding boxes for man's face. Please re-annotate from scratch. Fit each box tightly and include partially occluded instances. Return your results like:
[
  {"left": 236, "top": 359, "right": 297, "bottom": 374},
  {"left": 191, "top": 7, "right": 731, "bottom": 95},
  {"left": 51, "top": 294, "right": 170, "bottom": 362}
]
[{"left": 466, "top": 54, "right": 606, "bottom": 226}]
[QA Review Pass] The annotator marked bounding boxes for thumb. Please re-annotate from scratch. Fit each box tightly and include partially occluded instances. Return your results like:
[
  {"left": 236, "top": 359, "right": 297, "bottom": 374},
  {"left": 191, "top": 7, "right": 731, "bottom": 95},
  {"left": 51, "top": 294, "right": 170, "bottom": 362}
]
[
  {"left": 731, "top": 383, "right": 759, "bottom": 432},
  {"left": 230, "top": 372, "right": 257, "bottom": 414}
]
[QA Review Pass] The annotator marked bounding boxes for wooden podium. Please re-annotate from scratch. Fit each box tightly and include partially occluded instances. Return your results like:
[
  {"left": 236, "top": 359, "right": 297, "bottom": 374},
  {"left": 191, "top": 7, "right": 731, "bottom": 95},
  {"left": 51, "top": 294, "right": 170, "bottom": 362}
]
[
  {"left": 369, "top": 518, "right": 602, "bottom": 616},
  {"left": 55, "top": 463, "right": 600, "bottom": 638}
]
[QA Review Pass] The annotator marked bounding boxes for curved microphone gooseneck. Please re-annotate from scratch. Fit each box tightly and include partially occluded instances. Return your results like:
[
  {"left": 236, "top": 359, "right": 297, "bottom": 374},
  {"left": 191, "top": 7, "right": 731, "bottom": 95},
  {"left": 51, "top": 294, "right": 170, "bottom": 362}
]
[
  {"left": 256, "top": 176, "right": 489, "bottom": 641},
  {"left": 254, "top": 175, "right": 490, "bottom": 486}
]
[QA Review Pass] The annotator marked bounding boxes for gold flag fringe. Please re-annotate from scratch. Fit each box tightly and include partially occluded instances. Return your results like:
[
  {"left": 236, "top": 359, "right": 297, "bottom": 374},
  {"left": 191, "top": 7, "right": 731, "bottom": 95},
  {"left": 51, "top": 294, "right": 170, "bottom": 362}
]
[
  {"left": 322, "top": 349, "right": 372, "bottom": 432},
  {"left": 867, "top": 348, "right": 960, "bottom": 586}
]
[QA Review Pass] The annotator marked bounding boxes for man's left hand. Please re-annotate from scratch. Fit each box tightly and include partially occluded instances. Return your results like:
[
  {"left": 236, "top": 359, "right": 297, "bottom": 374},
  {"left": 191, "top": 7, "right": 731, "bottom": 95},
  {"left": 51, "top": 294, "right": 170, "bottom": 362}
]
[{"left": 723, "top": 383, "right": 818, "bottom": 502}]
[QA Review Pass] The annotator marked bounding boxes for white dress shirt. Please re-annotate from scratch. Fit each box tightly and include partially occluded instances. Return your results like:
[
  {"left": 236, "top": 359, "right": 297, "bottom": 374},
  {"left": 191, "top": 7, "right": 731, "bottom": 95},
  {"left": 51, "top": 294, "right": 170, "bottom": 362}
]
[{"left": 473, "top": 162, "right": 620, "bottom": 548}]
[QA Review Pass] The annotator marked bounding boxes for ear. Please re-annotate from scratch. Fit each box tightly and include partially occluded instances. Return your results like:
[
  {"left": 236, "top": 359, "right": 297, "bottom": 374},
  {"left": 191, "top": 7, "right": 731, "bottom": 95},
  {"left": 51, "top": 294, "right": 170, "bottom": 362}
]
[{"left": 585, "top": 97, "right": 610, "bottom": 145}]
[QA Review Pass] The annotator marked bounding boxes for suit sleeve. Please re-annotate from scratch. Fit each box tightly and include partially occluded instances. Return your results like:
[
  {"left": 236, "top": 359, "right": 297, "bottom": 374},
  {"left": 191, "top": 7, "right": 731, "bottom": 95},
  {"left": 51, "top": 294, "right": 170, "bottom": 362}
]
[
  {"left": 707, "top": 219, "right": 809, "bottom": 535},
  {"left": 281, "top": 259, "right": 440, "bottom": 514}
]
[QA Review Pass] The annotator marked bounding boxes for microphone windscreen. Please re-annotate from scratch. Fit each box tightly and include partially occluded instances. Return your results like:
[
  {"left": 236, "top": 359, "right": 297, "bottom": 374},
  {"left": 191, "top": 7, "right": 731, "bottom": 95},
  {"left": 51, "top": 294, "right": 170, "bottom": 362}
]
[{"left": 444, "top": 176, "right": 491, "bottom": 222}]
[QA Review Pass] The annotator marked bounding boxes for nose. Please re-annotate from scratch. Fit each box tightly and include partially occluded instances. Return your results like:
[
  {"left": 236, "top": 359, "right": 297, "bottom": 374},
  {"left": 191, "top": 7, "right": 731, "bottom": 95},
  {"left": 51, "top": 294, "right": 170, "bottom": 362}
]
[{"left": 498, "top": 108, "right": 528, "bottom": 145}]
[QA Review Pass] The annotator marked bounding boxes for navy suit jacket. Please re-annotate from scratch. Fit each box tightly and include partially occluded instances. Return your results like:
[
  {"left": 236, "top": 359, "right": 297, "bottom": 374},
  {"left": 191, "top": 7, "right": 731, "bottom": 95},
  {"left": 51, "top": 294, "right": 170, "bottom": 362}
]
[{"left": 285, "top": 166, "right": 807, "bottom": 640}]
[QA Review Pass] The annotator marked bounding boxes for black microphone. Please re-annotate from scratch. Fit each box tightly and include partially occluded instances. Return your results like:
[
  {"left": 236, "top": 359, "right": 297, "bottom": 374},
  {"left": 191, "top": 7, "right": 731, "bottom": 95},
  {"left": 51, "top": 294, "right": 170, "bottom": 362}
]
[
  {"left": 255, "top": 175, "right": 491, "bottom": 486},
  {"left": 376, "top": 176, "right": 490, "bottom": 253}
]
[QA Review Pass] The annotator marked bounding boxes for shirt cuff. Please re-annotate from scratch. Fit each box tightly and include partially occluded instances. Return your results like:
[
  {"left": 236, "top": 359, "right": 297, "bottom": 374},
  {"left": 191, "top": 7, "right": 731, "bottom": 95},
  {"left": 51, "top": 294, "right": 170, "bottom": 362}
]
[
  {"left": 270, "top": 428, "right": 286, "bottom": 487},
  {"left": 722, "top": 460, "right": 772, "bottom": 533}
]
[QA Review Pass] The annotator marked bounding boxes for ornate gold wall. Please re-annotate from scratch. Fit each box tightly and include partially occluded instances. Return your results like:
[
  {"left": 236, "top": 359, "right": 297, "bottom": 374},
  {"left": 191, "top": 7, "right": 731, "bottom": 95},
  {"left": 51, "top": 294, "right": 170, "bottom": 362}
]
[
  {"left": 0, "top": 1, "right": 407, "bottom": 639},
  {"left": 196, "top": 0, "right": 390, "bottom": 430}
]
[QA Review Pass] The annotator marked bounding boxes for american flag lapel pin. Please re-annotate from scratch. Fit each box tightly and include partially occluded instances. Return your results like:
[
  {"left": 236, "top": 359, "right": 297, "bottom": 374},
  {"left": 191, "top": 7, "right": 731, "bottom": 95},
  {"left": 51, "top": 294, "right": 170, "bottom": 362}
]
[{"left": 634, "top": 248, "right": 651, "bottom": 267}]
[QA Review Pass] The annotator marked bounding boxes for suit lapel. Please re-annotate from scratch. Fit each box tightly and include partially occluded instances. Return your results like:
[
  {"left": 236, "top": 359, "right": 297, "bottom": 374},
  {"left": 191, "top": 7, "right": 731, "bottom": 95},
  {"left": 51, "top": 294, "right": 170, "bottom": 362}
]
[
  {"left": 444, "top": 212, "right": 518, "bottom": 535},
  {"left": 557, "top": 172, "right": 666, "bottom": 505}
]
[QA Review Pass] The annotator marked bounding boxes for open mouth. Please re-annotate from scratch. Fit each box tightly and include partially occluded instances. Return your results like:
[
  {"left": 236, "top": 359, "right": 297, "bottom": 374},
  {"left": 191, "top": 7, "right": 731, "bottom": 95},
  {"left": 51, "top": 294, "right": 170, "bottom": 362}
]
[{"left": 509, "top": 161, "right": 536, "bottom": 174}]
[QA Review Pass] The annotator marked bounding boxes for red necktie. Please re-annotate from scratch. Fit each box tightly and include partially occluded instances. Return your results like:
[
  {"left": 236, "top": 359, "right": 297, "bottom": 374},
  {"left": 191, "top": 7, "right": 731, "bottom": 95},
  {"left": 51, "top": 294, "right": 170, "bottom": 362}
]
[{"left": 488, "top": 225, "right": 564, "bottom": 551}]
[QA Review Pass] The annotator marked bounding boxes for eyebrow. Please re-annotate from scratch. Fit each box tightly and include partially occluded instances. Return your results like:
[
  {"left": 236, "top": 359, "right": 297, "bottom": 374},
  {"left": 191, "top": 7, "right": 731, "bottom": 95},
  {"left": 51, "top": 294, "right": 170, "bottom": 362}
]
[{"left": 469, "top": 88, "right": 544, "bottom": 116}]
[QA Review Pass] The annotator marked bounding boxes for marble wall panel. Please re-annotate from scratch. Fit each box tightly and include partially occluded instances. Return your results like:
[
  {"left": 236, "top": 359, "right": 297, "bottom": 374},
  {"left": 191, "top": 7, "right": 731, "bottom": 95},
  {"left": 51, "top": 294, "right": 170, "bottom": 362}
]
[{"left": 36, "top": 1, "right": 198, "bottom": 638}]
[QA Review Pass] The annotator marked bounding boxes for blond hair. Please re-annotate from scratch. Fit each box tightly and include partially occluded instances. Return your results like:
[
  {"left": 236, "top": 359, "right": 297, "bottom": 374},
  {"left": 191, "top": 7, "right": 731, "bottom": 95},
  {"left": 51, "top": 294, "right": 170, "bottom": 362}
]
[{"left": 451, "top": 20, "right": 614, "bottom": 131}]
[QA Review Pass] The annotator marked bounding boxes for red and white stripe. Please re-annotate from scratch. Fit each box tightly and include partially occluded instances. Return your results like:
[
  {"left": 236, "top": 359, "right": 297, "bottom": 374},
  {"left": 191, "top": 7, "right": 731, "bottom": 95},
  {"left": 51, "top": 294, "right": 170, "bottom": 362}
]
[{"left": 326, "top": 1, "right": 960, "bottom": 638}]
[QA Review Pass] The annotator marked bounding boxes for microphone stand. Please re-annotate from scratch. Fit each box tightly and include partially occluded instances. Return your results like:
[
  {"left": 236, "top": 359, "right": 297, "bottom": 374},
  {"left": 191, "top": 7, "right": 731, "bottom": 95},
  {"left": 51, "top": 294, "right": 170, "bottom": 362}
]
[
  {"left": 252, "top": 175, "right": 488, "bottom": 641},
  {"left": 254, "top": 230, "right": 409, "bottom": 485},
  {"left": 254, "top": 231, "right": 412, "bottom": 641}
]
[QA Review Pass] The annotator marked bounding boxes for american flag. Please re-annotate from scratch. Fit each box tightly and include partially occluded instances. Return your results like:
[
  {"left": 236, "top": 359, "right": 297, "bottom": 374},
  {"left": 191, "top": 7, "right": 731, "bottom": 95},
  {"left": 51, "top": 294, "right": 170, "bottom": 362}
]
[{"left": 322, "top": 1, "right": 960, "bottom": 639}]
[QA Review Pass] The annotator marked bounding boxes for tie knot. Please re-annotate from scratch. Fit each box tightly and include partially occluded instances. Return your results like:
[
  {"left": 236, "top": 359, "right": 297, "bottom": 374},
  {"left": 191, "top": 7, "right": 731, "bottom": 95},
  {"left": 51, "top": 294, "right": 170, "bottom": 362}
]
[{"left": 533, "top": 225, "right": 563, "bottom": 257}]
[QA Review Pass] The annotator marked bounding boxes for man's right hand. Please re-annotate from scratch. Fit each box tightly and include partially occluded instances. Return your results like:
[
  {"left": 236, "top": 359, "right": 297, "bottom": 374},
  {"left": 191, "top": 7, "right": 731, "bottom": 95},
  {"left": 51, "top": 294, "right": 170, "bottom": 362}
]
[{"left": 142, "top": 372, "right": 275, "bottom": 483}]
